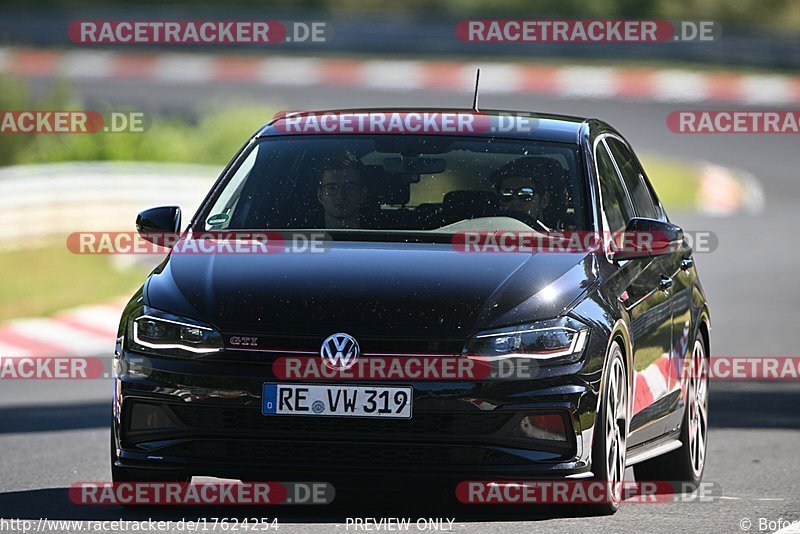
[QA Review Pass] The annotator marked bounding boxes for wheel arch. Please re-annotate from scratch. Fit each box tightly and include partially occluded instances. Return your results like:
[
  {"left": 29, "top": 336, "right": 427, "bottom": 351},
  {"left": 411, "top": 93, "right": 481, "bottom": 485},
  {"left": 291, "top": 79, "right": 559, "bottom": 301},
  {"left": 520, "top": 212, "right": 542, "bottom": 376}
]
[
  {"left": 605, "top": 319, "right": 634, "bottom": 406},
  {"left": 697, "top": 309, "right": 711, "bottom": 357},
  {"left": 592, "top": 319, "right": 634, "bottom": 442}
]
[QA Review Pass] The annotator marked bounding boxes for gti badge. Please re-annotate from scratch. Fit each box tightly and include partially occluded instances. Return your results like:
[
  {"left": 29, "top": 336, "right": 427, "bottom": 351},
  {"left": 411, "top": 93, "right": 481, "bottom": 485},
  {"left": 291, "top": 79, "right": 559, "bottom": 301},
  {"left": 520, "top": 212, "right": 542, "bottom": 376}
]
[
  {"left": 320, "top": 333, "right": 360, "bottom": 370},
  {"left": 229, "top": 336, "right": 258, "bottom": 347}
]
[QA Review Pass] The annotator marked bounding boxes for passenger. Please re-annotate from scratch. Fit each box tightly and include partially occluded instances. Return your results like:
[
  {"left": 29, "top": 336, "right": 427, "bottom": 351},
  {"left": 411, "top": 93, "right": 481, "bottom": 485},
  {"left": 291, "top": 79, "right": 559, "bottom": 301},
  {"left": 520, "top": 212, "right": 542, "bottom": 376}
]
[{"left": 491, "top": 157, "right": 566, "bottom": 230}]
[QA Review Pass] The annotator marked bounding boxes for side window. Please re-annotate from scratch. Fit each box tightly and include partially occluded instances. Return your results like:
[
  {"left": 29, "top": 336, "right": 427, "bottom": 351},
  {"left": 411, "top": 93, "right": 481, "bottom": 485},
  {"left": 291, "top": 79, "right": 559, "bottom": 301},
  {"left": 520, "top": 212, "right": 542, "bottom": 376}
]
[
  {"left": 204, "top": 145, "right": 260, "bottom": 230},
  {"left": 606, "top": 138, "right": 659, "bottom": 219},
  {"left": 595, "top": 141, "right": 633, "bottom": 233}
]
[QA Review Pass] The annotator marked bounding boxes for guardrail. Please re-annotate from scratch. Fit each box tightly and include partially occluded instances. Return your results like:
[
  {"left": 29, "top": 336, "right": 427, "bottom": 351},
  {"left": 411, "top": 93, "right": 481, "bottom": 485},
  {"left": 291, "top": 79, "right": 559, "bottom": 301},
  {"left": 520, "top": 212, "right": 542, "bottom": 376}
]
[{"left": 0, "top": 162, "right": 219, "bottom": 250}]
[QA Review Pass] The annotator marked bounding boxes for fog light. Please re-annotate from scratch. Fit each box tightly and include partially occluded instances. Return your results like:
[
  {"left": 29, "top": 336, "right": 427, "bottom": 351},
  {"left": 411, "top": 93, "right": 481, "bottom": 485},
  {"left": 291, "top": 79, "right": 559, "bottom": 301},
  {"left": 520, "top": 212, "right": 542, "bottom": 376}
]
[
  {"left": 514, "top": 414, "right": 567, "bottom": 441},
  {"left": 130, "top": 404, "right": 172, "bottom": 431}
]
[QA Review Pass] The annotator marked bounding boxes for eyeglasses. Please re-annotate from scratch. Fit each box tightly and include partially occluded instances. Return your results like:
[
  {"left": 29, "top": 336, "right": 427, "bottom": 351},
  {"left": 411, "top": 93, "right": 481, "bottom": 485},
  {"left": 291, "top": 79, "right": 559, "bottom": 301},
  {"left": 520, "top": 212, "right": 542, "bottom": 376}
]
[
  {"left": 499, "top": 187, "right": 536, "bottom": 201},
  {"left": 319, "top": 182, "right": 362, "bottom": 197}
]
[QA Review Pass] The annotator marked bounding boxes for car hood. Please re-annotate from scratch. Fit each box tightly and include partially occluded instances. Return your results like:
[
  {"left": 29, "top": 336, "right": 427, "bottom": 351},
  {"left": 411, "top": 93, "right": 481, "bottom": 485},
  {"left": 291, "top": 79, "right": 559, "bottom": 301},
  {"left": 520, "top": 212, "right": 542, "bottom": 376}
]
[{"left": 145, "top": 242, "right": 597, "bottom": 338}]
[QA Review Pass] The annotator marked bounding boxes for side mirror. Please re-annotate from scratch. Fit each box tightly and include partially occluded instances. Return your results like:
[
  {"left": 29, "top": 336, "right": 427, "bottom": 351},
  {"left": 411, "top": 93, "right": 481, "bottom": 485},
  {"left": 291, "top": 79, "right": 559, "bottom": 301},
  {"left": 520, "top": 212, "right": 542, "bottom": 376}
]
[
  {"left": 610, "top": 217, "right": 683, "bottom": 261},
  {"left": 136, "top": 206, "right": 181, "bottom": 244}
]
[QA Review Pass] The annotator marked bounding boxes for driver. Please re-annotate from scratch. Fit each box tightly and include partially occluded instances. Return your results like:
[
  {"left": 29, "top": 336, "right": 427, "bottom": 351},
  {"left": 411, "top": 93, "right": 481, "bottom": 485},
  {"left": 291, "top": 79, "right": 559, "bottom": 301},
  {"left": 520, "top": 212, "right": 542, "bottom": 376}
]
[
  {"left": 491, "top": 157, "right": 565, "bottom": 230},
  {"left": 316, "top": 152, "right": 368, "bottom": 229}
]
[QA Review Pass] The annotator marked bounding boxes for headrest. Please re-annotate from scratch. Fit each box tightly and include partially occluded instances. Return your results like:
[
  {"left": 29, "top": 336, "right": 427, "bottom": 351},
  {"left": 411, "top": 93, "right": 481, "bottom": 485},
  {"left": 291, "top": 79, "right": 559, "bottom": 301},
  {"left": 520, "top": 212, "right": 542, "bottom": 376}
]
[
  {"left": 443, "top": 190, "right": 498, "bottom": 218},
  {"left": 361, "top": 165, "right": 412, "bottom": 205},
  {"left": 490, "top": 156, "right": 567, "bottom": 194}
]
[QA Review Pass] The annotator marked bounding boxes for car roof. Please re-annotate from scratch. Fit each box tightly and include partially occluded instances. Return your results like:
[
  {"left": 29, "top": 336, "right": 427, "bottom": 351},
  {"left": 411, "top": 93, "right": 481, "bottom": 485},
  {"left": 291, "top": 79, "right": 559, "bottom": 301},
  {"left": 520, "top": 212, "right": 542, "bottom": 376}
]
[{"left": 256, "top": 108, "right": 593, "bottom": 144}]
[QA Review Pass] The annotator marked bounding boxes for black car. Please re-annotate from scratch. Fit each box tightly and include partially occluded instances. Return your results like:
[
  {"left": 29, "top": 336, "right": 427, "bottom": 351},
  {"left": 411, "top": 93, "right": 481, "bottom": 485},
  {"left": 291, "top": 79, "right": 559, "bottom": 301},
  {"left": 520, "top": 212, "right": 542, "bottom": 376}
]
[{"left": 112, "top": 109, "right": 710, "bottom": 514}]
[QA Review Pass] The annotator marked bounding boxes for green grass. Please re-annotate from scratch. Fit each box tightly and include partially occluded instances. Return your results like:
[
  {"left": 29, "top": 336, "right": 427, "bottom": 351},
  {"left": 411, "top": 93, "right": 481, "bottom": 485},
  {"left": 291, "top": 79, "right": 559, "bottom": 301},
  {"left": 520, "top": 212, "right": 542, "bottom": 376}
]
[
  {"left": 639, "top": 154, "right": 700, "bottom": 212},
  {"left": 0, "top": 243, "right": 149, "bottom": 322}
]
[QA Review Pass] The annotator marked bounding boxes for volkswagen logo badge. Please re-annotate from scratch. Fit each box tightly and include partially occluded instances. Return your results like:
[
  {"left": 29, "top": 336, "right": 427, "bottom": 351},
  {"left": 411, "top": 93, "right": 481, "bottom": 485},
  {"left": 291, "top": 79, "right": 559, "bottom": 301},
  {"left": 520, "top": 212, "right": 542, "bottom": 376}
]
[{"left": 320, "top": 333, "right": 360, "bottom": 371}]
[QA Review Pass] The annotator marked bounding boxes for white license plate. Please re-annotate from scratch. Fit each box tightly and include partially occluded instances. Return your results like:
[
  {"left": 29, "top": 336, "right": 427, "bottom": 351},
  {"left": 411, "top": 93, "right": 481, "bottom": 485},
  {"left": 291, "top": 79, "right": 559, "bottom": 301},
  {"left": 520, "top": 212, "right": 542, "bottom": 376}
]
[{"left": 262, "top": 383, "right": 413, "bottom": 419}]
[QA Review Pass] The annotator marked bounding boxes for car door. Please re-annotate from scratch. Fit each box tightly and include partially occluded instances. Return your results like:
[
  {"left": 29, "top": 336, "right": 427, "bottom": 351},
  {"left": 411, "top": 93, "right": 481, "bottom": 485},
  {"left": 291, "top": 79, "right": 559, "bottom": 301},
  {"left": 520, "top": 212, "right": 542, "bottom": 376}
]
[
  {"left": 595, "top": 137, "right": 673, "bottom": 447},
  {"left": 607, "top": 137, "right": 696, "bottom": 432}
]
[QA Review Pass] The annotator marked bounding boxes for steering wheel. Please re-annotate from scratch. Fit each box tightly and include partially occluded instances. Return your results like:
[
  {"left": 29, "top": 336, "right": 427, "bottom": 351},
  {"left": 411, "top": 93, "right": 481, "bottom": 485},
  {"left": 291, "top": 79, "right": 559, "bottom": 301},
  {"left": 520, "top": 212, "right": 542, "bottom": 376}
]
[{"left": 500, "top": 210, "right": 551, "bottom": 233}]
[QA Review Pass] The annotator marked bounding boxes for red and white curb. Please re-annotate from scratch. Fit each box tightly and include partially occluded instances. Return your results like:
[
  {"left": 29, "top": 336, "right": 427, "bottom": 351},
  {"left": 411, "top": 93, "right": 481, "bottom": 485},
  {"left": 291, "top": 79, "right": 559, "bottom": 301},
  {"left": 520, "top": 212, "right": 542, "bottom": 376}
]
[
  {"left": 697, "top": 163, "right": 764, "bottom": 216},
  {"left": 0, "top": 299, "right": 125, "bottom": 357},
  {"left": 4, "top": 47, "right": 800, "bottom": 105},
  {"left": 633, "top": 354, "right": 671, "bottom": 415}
]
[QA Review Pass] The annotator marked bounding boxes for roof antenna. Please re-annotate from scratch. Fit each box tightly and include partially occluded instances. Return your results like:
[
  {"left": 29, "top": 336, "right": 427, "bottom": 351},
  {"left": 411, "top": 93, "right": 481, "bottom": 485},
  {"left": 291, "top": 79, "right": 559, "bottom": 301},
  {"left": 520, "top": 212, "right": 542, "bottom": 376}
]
[{"left": 471, "top": 68, "right": 481, "bottom": 112}]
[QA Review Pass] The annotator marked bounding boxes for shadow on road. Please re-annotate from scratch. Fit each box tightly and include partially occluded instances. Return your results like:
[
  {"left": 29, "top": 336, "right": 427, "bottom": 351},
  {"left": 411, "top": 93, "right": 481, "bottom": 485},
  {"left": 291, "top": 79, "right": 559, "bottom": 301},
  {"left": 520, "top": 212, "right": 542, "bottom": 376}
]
[
  {"left": 709, "top": 383, "right": 800, "bottom": 429},
  {"left": 0, "top": 401, "right": 107, "bottom": 434}
]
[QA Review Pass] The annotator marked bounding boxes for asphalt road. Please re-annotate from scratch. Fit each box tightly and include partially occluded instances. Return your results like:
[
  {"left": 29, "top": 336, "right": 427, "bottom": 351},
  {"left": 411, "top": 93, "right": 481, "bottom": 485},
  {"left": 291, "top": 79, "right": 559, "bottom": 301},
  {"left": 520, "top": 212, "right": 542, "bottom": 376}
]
[{"left": 2, "top": 79, "right": 799, "bottom": 533}]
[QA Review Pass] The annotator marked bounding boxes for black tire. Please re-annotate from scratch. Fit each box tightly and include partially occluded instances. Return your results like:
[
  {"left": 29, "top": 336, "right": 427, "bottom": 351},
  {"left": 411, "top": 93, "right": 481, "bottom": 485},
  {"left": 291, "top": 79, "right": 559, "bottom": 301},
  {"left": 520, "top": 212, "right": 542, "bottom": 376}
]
[
  {"left": 633, "top": 337, "right": 708, "bottom": 491},
  {"left": 586, "top": 340, "right": 628, "bottom": 515}
]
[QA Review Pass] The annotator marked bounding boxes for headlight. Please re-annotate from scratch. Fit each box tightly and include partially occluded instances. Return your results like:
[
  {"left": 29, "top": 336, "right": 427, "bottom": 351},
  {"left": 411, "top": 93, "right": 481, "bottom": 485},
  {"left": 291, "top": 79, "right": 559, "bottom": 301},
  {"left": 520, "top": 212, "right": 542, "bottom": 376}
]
[
  {"left": 127, "top": 307, "right": 223, "bottom": 357},
  {"left": 464, "top": 317, "right": 589, "bottom": 363}
]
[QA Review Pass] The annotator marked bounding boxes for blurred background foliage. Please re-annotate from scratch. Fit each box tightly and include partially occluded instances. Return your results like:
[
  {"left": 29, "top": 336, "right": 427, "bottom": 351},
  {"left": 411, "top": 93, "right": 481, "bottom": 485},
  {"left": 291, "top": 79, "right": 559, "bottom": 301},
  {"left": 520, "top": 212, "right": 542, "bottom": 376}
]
[
  {"left": 2, "top": 0, "right": 799, "bottom": 30},
  {"left": 0, "top": 77, "right": 277, "bottom": 167}
]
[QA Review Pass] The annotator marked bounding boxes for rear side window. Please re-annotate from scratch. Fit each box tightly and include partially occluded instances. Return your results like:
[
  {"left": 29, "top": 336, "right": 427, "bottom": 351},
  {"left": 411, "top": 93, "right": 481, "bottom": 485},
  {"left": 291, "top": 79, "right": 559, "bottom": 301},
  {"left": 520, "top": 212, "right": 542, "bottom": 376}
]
[
  {"left": 606, "top": 138, "right": 659, "bottom": 220},
  {"left": 595, "top": 141, "right": 633, "bottom": 233}
]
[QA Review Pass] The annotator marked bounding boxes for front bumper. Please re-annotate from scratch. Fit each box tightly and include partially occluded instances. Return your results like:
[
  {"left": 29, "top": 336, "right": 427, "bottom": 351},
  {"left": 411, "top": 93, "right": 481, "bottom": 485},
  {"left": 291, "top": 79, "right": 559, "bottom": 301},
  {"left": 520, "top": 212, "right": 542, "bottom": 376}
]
[{"left": 113, "top": 348, "right": 603, "bottom": 481}]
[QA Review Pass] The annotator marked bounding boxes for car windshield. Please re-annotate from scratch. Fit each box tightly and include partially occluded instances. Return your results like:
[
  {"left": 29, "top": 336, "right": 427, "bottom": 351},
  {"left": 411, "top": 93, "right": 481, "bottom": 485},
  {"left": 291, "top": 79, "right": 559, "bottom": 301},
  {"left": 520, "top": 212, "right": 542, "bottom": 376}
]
[{"left": 199, "top": 135, "right": 589, "bottom": 238}]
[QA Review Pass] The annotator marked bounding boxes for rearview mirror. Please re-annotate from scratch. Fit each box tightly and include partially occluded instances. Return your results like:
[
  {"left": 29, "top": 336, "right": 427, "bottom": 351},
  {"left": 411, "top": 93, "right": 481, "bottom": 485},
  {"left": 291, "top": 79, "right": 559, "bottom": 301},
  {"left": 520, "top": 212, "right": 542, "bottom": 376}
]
[
  {"left": 383, "top": 156, "right": 447, "bottom": 174},
  {"left": 136, "top": 206, "right": 181, "bottom": 244},
  {"left": 610, "top": 217, "right": 683, "bottom": 261}
]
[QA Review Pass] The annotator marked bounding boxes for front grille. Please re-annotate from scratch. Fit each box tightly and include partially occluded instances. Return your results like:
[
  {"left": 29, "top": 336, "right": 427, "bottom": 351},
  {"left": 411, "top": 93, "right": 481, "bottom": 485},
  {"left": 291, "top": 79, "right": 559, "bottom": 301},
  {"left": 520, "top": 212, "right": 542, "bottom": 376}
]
[
  {"left": 223, "top": 333, "right": 465, "bottom": 355},
  {"left": 159, "top": 439, "right": 529, "bottom": 466},
  {"left": 167, "top": 404, "right": 513, "bottom": 437}
]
